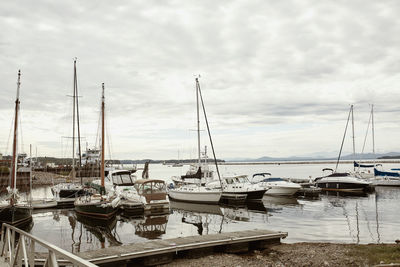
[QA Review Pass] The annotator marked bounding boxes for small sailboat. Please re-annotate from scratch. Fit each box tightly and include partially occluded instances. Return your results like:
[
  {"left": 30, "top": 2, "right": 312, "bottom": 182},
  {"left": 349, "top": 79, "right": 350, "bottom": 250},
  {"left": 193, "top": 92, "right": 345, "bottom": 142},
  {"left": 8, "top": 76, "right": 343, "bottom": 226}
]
[
  {"left": 52, "top": 59, "right": 84, "bottom": 198},
  {"left": 74, "top": 83, "right": 119, "bottom": 219},
  {"left": 315, "top": 105, "right": 371, "bottom": 192},
  {"left": 168, "top": 78, "right": 222, "bottom": 204},
  {"left": 0, "top": 70, "right": 32, "bottom": 226}
]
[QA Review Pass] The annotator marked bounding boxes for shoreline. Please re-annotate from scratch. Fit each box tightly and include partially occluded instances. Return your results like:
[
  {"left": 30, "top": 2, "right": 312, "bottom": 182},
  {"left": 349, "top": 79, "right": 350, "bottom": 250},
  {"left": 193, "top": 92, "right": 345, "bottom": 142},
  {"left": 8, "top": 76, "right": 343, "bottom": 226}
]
[{"left": 165, "top": 242, "right": 400, "bottom": 267}]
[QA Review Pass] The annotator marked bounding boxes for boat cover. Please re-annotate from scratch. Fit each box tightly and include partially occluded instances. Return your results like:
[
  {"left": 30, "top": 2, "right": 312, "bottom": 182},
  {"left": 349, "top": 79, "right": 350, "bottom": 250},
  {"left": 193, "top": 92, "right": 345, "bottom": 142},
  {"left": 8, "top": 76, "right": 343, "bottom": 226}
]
[
  {"left": 181, "top": 167, "right": 202, "bottom": 179},
  {"left": 354, "top": 161, "right": 375, "bottom": 168},
  {"left": 374, "top": 168, "right": 400, "bottom": 177}
]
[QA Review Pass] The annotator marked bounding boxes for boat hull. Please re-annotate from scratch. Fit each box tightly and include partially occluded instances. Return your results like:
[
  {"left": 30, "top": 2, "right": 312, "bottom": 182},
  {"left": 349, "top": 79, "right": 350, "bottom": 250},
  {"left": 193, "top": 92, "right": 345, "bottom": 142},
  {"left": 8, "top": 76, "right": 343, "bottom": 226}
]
[
  {"left": 74, "top": 201, "right": 118, "bottom": 219},
  {"left": 315, "top": 181, "right": 369, "bottom": 192},
  {"left": 168, "top": 190, "right": 221, "bottom": 204},
  {"left": 0, "top": 205, "right": 32, "bottom": 226},
  {"left": 222, "top": 189, "right": 266, "bottom": 200},
  {"left": 265, "top": 187, "right": 300, "bottom": 196}
]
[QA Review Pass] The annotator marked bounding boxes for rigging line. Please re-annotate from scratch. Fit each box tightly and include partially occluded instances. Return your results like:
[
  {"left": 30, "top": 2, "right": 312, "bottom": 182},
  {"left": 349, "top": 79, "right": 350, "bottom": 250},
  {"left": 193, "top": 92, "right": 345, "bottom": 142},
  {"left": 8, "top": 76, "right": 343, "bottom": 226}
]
[
  {"left": 5, "top": 114, "right": 14, "bottom": 155},
  {"left": 196, "top": 78, "right": 223, "bottom": 188},
  {"left": 18, "top": 105, "right": 24, "bottom": 154},
  {"left": 335, "top": 105, "right": 352, "bottom": 172},
  {"left": 74, "top": 59, "right": 83, "bottom": 183},
  {"left": 357, "top": 108, "right": 372, "bottom": 173}
]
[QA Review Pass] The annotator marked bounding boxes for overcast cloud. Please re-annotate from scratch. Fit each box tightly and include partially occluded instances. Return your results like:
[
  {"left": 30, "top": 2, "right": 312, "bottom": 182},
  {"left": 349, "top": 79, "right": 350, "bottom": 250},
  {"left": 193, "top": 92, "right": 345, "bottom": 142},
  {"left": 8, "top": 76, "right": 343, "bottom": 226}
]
[{"left": 1, "top": 0, "right": 400, "bottom": 160}]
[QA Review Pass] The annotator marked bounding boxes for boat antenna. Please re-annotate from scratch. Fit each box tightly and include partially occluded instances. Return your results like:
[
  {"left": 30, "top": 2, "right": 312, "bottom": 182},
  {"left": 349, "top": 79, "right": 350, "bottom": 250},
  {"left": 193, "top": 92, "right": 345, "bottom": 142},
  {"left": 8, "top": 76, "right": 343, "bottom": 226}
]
[
  {"left": 10, "top": 70, "right": 21, "bottom": 205},
  {"left": 74, "top": 58, "right": 83, "bottom": 184},
  {"left": 196, "top": 78, "right": 223, "bottom": 189},
  {"left": 101, "top": 83, "right": 105, "bottom": 189},
  {"left": 335, "top": 105, "right": 352, "bottom": 172}
]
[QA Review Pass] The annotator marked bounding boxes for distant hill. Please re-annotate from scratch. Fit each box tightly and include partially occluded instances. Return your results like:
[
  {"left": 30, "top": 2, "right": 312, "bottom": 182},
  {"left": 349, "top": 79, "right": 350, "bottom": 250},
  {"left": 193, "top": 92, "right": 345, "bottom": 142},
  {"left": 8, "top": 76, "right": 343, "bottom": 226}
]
[{"left": 226, "top": 152, "right": 400, "bottom": 162}]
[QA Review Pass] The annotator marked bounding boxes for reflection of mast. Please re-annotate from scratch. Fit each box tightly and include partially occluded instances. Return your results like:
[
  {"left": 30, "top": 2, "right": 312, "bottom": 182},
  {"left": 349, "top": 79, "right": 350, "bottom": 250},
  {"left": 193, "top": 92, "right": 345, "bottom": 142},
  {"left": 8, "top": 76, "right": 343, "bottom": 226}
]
[
  {"left": 375, "top": 193, "right": 380, "bottom": 243},
  {"left": 355, "top": 202, "right": 360, "bottom": 244}
]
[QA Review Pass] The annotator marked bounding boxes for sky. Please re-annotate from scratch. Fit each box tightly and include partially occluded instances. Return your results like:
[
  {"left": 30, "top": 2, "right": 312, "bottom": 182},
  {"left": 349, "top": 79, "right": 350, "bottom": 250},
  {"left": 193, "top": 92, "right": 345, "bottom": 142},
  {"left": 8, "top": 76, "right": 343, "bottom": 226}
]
[{"left": 1, "top": 0, "right": 400, "bottom": 160}]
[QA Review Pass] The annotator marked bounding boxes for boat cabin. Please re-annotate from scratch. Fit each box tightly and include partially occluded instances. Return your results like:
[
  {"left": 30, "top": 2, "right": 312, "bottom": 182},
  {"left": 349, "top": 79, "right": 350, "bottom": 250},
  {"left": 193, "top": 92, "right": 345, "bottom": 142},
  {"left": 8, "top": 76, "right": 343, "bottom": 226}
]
[
  {"left": 134, "top": 179, "right": 168, "bottom": 204},
  {"left": 109, "top": 170, "right": 136, "bottom": 186}
]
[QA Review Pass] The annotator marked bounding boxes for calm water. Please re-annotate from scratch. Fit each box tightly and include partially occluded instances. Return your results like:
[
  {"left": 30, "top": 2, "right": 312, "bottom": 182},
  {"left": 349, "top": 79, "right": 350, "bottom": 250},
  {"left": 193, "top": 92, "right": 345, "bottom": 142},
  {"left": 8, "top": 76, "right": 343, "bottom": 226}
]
[{"left": 5, "top": 163, "right": 400, "bottom": 252}]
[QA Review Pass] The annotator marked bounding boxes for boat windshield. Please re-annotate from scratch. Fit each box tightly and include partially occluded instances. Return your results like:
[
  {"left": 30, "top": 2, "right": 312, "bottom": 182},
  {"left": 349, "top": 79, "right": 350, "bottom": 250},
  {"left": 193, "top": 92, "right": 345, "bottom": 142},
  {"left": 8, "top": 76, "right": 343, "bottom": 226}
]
[
  {"left": 235, "top": 176, "right": 249, "bottom": 183},
  {"left": 112, "top": 172, "right": 134, "bottom": 185},
  {"left": 136, "top": 181, "right": 166, "bottom": 194},
  {"left": 263, "top": 177, "right": 284, "bottom": 182}
]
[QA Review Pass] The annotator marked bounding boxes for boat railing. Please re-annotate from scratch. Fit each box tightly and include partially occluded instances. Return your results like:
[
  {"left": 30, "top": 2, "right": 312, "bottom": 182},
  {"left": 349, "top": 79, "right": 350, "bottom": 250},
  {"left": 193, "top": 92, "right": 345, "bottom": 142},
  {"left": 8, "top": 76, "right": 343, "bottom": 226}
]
[{"left": 0, "top": 223, "right": 97, "bottom": 267}]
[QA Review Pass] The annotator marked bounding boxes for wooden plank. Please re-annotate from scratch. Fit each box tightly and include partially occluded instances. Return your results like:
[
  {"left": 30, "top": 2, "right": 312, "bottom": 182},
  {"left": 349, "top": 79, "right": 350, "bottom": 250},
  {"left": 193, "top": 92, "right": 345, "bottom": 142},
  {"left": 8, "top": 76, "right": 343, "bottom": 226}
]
[{"left": 77, "top": 229, "right": 287, "bottom": 265}]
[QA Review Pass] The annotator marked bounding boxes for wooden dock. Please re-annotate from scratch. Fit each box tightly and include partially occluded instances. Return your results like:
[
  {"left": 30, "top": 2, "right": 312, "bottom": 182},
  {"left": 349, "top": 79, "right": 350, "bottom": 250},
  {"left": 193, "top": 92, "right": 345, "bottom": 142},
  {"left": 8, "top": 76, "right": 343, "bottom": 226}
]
[{"left": 78, "top": 229, "right": 287, "bottom": 266}]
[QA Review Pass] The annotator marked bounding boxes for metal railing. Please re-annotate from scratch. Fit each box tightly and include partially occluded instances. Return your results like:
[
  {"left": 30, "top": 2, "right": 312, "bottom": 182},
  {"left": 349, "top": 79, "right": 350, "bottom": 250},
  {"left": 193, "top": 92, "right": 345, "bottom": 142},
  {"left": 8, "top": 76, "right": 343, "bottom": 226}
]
[{"left": 0, "top": 223, "right": 97, "bottom": 267}]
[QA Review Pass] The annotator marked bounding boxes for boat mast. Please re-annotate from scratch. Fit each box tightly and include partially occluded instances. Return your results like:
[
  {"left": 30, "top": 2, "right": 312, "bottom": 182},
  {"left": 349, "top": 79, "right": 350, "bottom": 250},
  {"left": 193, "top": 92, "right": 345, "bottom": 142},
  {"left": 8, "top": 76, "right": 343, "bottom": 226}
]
[
  {"left": 101, "top": 83, "right": 105, "bottom": 188},
  {"left": 74, "top": 59, "right": 83, "bottom": 184},
  {"left": 371, "top": 104, "right": 375, "bottom": 167},
  {"left": 335, "top": 105, "right": 352, "bottom": 172},
  {"left": 196, "top": 79, "right": 201, "bottom": 166},
  {"left": 351, "top": 105, "right": 355, "bottom": 171},
  {"left": 10, "top": 70, "right": 21, "bottom": 205},
  {"left": 72, "top": 61, "right": 76, "bottom": 181},
  {"left": 196, "top": 78, "right": 223, "bottom": 189}
]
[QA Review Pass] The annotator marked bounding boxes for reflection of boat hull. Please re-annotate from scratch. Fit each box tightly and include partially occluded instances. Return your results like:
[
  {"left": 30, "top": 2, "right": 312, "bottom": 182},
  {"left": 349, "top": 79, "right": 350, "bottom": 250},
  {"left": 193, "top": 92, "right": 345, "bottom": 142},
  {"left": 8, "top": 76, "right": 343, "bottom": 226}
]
[
  {"left": 75, "top": 201, "right": 118, "bottom": 219},
  {"left": 168, "top": 189, "right": 221, "bottom": 204},
  {"left": 170, "top": 200, "right": 223, "bottom": 215},
  {"left": 263, "top": 195, "right": 299, "bottom": 206},
  {"left": 0, "top": 205, "right": 32, "bottom": 226},
  {"left": 370, "top": 178, "right": 400, "bottom": 187}
]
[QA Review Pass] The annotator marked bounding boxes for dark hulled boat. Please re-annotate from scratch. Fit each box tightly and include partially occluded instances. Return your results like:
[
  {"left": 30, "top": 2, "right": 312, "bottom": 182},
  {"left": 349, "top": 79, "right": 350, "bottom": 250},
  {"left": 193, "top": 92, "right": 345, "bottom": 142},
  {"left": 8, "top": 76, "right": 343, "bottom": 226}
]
[
  {"left": 74, "top": 83, "right": 119, "bottom": 219},
  {"left": 0, "top": 70, "right": 32, "bottom": 226}
]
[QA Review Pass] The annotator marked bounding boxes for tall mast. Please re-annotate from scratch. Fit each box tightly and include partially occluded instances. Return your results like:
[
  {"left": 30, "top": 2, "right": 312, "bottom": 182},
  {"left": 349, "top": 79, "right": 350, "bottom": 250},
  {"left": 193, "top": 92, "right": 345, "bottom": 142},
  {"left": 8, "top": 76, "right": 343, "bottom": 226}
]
[
  {"left": 10, "top": 70, "right": 21, "bottom": 205},
  {"left": 196, "top": 78, "right": 201, "bottom": 165},
  {"left": 372, "top": 104, "right": 375, "bottom": 167},
  {"left": 101, "top": 83, "right": 105, "bottom": 188},
  {"left": 72, "top": 60, "right": 76, "bottom": 180},
  {"left": 351, "top": 105, "right": 355, "bottom": 171},
  {"left": 74, "top": 59, "right": 83, "bottom": 184}
]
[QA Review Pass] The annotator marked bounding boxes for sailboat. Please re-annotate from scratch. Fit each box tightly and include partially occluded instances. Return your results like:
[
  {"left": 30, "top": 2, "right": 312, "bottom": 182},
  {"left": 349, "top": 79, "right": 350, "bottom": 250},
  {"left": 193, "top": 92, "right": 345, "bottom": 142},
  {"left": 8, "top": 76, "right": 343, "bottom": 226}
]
[
  {"left": 74, "top": 83, "right": 120, "bottom": 219},
  {"left": 52, "top": 59, "right": 85, "bottom": 199},
  {"left": 0, "top": 70, "right": 32, "bottom": 226},
  {"left": 315, "top": 105, "right": 371, "bottom": 192},
  {"left": 168, "top": 78, "right": 222, "bottom": 204}
]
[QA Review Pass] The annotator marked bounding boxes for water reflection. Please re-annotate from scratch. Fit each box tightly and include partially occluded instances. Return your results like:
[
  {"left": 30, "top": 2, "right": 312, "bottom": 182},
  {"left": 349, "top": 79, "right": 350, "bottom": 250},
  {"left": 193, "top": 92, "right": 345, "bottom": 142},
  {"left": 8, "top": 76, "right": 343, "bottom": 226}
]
[{"left": 119, "top": 214, "right": 169, "bottom": 239}]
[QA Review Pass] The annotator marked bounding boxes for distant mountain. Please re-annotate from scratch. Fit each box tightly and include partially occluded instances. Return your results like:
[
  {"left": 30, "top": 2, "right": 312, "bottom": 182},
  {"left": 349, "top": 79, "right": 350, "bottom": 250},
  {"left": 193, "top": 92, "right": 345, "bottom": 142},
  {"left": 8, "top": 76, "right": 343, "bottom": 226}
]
[{"left": 226, "top": 152, "right": 400, "bottom": 162}]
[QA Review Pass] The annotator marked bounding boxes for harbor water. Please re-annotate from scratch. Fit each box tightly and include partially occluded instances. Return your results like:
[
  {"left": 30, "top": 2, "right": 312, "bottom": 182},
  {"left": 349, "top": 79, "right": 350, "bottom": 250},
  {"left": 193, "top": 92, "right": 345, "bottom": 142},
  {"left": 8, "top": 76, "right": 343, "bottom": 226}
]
[{"left": 4, "top": 162, "right": 400, "bottom": 253}]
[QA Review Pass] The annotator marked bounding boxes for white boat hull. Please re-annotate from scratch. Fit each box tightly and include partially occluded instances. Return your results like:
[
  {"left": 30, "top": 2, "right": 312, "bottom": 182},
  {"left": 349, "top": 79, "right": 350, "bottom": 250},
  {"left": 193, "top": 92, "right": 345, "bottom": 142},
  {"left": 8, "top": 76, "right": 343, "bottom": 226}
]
[
  {"left": 265, "top": 187, "right": 300, "bottom": 196},
  {"left": 168, "top": 189, "right": 221, "bottom": 204}
]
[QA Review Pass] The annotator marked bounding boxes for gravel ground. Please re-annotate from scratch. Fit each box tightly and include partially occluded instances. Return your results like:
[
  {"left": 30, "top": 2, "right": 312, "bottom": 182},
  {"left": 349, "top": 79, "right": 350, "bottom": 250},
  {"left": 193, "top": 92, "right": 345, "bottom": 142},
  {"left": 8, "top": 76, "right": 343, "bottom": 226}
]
[{"left": 164, "top": 243, "right": 400, "bottom": 267}]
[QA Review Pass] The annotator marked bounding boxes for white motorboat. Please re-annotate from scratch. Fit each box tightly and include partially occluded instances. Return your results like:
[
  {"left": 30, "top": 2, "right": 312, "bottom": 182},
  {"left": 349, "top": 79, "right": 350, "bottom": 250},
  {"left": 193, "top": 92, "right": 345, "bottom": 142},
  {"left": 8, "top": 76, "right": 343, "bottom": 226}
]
[
  {"left": 168, "top": 184, "right": 222, "bottom": 204},
  {"left": 314, "top": 173, "right": 371, "bottom": 192},
  {"left": 252, "top": 173, "right": 300, "bottom": 196}
]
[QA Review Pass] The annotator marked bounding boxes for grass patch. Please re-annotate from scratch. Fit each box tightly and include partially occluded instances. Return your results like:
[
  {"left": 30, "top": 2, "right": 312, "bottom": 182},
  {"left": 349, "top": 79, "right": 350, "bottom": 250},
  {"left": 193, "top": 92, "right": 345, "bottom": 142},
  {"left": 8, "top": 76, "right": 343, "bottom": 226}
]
[{"left": 347, "top": 245, "right": 400, "bottom": 265}]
